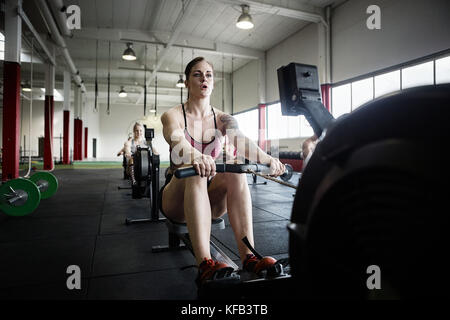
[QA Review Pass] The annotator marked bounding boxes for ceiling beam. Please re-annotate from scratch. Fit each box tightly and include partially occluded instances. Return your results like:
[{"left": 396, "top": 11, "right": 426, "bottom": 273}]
[
  {"left": 71, "top": 27, "right": 264, "bottom": 60},
  {"left": 210, "top": 0, "right": 326, "bottom": 24}
]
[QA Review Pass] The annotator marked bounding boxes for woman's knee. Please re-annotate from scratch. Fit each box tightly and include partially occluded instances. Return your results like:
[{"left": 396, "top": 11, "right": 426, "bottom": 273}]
[
  {"left": 222, "top": 172, "right": 247, "bottom": 188},
  {"left": 184, "top": 175, "right": 209, "bottom": 190}
]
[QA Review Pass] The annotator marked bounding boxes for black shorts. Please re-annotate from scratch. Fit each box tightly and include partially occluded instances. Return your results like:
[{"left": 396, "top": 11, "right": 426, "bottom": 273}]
[{"left": 159, "top": 171, "right": 214, "bottom": 217}]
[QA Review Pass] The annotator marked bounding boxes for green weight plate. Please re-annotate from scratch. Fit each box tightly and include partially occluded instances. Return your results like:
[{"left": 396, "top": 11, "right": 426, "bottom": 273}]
[
  {"left": 0, "top": 178, "right": 41, "bottom": 216},
  {"left": 29, "top": 172, "right": 58, "bottom": 199}
]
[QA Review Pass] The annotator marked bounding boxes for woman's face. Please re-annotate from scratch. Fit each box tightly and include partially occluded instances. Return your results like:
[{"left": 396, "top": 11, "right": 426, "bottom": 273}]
[
  {"left": 133, "top": 125, "right": 144, "bottom": 139},
  {"left": 186, "top": 60, "right": 214, "bottom": 98}
]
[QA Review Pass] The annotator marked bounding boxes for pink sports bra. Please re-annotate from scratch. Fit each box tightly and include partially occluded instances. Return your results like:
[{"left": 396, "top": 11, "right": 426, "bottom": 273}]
[{"left": 169, "top": 104, "right": 223, "bottom": 169}]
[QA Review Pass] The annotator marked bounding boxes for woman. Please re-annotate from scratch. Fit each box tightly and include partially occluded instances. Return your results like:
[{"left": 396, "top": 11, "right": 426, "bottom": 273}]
[
  {"left": 120, "top": 122, "right": 147, "bottom": 159},
  {"left": 160, "top": 57, "right": 285, "bottom": 286}
]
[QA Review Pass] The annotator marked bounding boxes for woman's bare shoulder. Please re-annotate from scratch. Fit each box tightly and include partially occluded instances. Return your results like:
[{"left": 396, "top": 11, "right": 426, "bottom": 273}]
[
  {"left": 162, "top": 104, "right": 182, "bottom": 120},
  {"left": 161, "top": 104, "right": 185, "bottom": 130}
]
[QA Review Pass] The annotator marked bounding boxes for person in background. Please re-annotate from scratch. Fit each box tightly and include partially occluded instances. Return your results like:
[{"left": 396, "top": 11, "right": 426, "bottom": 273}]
[{"left": 301, "top": 134, "right": 318, "bottom": 170}]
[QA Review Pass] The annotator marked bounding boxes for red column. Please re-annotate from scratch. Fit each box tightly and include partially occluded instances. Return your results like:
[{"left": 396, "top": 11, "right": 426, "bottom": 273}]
[
  {"left": 258, "top": 104, "right": 266, "bottom": 151},
  {"left": 78, "top": 120, "right": 83, "bottom": 160},
  {"left": 63, "top": 110, "right": 70, "bottom": 164},
  {"left": 84, "top": 127, "right": 88, "bottom": 159},
  {"left": 73, "top": 119, "right": 79, "bottom": 160},
  {"left": 1, "top": 61, "right": 21, "bottom": 181},
  {"left": 74, "top": 119, "right": 83, "bottom": 161},
  {"left": 44, "top": 95, "right": 54, "bottom": 170},
  {"left": 321, "top": 84, "right": 332, "bottom": 111}
]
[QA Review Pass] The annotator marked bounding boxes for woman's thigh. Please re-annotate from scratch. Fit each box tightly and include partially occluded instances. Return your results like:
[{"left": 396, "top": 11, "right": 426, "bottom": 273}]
[
  {"left": 161, "top": 174, "right": 230, "bottom": 222},
  {"left": 207, "top": 172, "right": 248, "bottom": 219},
  {"left": 161, "top": 176, "right": 187, "bottom": 223}
]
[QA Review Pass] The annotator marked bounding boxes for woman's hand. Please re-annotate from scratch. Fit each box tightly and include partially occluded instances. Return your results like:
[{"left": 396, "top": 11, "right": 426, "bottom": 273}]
[
  {"left": 193, "top": 154, "right": 216, "bottom": 178},
  {"left": 268, "top": 157, "right": 286, "bottom": 177}
]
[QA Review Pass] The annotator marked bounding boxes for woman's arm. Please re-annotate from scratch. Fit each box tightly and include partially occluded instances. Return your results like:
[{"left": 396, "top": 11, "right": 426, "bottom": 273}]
[
  {"left": 218, "top": 112, "right": 285, "bottom": 176},
  {"left": 161, "top": 109, "right": 206, "bottom": 165},
  {"left": 218, "top": 113, "right": 270, "bottom": 164},
  {"left": 123, "top": 140, "right": 132, "bottom": 159}
]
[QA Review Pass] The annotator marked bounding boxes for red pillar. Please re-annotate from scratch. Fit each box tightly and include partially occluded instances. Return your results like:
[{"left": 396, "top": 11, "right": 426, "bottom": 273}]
[
  {"left": 44, "top": 95, "right": 54, "bottom": 170},
  {"left": 84, "top": 127, "right": 88, "bottom": 159},
  {"left": 74, "top": 119, "right": 83, "bottom": 161},
  {"left": 78, "top": 120, "right": 83, "bottom": 160},
  {"left": 258, "top": 104, "right": 267, "bottom": 151},
  {"left": 321, "top": 84, "right": 332, "bottom": 111},
  {"left": 1, "top": 62, "right": 21, "bottom": 181},
  {"left": 63, "top": 110, "right": 70, "bottom": 164},
  {"left": 73, "top": 119, "right": 79, "bottom": 160}
]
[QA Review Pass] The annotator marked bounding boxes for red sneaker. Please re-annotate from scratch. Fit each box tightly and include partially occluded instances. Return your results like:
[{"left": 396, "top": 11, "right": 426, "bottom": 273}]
[
  {"left": 243, "top": 254, "right": 278, "bottom": 275},
  {"left": 196, "top": 258, "right": 234, "bottom": 287}
]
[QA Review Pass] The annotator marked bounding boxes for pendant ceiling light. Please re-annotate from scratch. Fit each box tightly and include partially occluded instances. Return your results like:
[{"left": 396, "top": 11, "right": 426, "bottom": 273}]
[
  {"left": 118, "top": 86, "right": 127, "bottom": 98},
  {"left": 22, "top": 81, "right": 32, "bottom": 92},
  {"left": 122, "top": 42, "right": 137, "bottom": 61},
  {"left": 176, "top": 48, "right": 186, "bottom": 88},
  {"left": 176, "top": 75, "right": 185, "bottom": 88},
  {"left": 236, "top": 5, "right": 254, "bottom": 30}
]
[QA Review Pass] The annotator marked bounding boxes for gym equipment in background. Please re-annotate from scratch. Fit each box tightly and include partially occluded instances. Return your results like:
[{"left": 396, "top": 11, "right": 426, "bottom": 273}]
[
  {"left": 125, "top": 126, "right": 164, "bottom": 224},
  {"left": 0, "top": 172, "right": 58, "bottom": 216}
]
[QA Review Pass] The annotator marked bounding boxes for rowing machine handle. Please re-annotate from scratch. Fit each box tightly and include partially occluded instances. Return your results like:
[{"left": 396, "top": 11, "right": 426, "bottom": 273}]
[
  {"left": 174, "top": 163, "right": 290, "bottom": 179},
  {"left": 174, "top": 167, "right": 197, "bottom": 179}
]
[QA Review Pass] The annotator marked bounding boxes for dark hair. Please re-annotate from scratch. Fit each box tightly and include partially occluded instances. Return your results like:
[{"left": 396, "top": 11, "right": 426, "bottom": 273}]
[{"left": 184, "top": 57, "right": 214, "bottom": 81}]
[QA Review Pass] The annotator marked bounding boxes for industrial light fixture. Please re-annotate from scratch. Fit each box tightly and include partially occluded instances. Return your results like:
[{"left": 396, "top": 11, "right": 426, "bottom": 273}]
[
  {"left": 122, "top": 42, "right": 137, "bottom": 61},
  {"left": 176, "top": 74, "right": 185, "bottom": 88},
  {"left": 22, "top": 82, "right": 32, "bottom": 92},
  {"left": 176, "top": 48, "right": 186, "bottom": 88},
  {"left": 236, "top": 5, "right": 254, "bottom": 30},
  {"left": 118, "top": 86, "right": 127, "bottom": 98}
]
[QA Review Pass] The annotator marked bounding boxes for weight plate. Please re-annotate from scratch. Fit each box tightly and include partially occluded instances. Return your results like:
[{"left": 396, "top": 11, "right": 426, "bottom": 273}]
[
  {"left": 29, "top": 172, "right": 58, "bottom": 199},
  {"left": 0, "top": 178, "right": 41, "bottom": 216},
  {"left": 281, "top": 164, "right": 294, "bottom": 182}
]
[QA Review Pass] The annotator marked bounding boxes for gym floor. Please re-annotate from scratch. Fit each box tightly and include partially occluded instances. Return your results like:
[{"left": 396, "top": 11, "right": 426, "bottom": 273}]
[{"left": 0, "top": 167, "right": 297, "bottom": 300}]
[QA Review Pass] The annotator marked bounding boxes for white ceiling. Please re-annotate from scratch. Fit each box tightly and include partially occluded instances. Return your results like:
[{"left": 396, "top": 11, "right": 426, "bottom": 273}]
[{"left": 13, "top": 0, "right": 342, "bottom": 108}]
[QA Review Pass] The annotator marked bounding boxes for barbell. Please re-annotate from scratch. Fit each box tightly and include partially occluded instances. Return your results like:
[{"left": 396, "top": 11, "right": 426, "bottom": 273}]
[{"left": 0, "top": 172, "right": 59, "bottom": 216}]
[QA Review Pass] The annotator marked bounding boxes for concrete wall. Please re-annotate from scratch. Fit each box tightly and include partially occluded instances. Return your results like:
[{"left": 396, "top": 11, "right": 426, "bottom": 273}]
[
  {"left": 15, "top": 100, "right": 71, "bottom": 161},
  {"left": 97, "top": 103, "right": 170, "bottom": 162},
  {"left": 332, "top": 0, "right": 450, "bottom": 82},
  {"left": 210, "top": 73, "right": 232, "bottom": 114},
  {"left": 266, "top": 22, "right": 320, "bottom": 103},
  {"left": 233, "top": 59, "right": 260, "bottom": 113}
]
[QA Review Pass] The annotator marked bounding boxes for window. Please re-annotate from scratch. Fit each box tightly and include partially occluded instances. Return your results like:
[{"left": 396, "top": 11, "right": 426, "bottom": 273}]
[
  {"left": 436, "top": 55, "right": 450, "bottom": 84},
  {"left": 0, "top": 32, "right": 4, "bottom": 60},
  {"left": 233, "top": 109, "right": 259, "bottom": 142},
  {"left": 401, "top": 61, "right": 434, "bottom": 89},
  {"left": 374, "top": 70, "right": 401, "bottom": 98},
  {"left": 331, "top": 53, "right": 449, "bottom": 113},
  {"left": 332, "top": 84, "right": 351, "bottom": 118},
  {"left": 267, "top": 103, "right": 287, "bottom": 140},
  {"left": 267, "top": 103, "right": 312, "bottom": 139},
  {"left": 352, "top": 78, "right": 373, "bottom": 110}
]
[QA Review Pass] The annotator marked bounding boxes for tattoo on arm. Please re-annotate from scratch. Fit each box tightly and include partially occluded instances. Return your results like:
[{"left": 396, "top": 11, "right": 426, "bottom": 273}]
[{"left": 220, "top": 114, "right": 239, "bottom": 130}]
